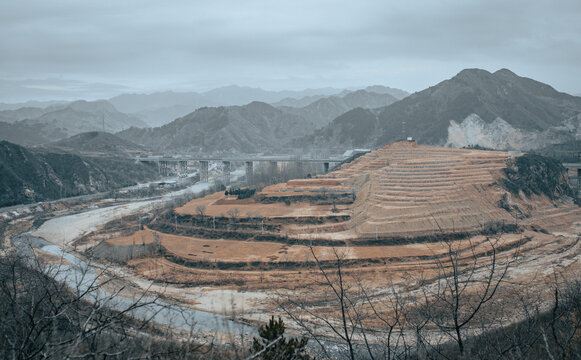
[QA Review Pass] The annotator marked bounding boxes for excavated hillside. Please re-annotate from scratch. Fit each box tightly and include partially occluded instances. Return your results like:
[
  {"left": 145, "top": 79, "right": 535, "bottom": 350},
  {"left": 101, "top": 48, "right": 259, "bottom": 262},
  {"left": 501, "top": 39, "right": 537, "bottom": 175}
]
[
  {"left": 93, "top": 141, "right": 578, "bottom": 269},
  {"left": 165, "top": 141, "right": 565, "bottom": 246},
  {"left": 86, "top": 141, "right": 580, "bottom": 330}
]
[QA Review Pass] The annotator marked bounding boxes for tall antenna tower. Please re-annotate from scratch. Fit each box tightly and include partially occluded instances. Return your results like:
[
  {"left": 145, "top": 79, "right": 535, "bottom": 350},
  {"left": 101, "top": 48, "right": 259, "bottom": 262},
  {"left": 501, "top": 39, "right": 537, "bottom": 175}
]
[{"left": 401, "top": 120, "right": 406, "bottom": 140}]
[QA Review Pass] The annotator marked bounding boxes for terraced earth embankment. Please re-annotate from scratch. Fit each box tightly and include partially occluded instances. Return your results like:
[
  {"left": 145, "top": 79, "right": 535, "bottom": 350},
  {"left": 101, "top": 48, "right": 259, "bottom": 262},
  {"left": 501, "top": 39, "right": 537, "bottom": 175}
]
[{"left": 85, "top": 141, "right": 580, "bottom": 330}]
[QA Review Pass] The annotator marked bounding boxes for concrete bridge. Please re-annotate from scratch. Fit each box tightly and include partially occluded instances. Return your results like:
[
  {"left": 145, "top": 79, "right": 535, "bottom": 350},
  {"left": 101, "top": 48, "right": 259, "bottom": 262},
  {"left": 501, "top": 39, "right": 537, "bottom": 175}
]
[
  {"left": 564, "top": 163, "right": 581, "bottom": 195},
  {"left": 135, "top": 154, "right": 359, "bottom": 184},
  {"left": 562, "top": 163, "right": 581, "bottom": 198}
]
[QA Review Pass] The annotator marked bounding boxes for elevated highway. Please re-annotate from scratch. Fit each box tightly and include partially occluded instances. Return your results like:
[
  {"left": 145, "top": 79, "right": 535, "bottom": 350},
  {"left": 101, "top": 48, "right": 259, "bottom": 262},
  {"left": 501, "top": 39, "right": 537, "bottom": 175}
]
[{"left": 135, "top": 152, "right": 367, "bottom": 184}]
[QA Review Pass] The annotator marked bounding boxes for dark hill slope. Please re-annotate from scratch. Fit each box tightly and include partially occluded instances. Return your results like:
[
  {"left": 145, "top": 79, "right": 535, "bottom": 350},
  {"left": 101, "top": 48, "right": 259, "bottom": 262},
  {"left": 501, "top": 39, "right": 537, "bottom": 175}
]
[
  {"left": 44, "top": 132, "right": 149, "bottom": 157},
  {"left": 1, "top": 100, "right": 148, "bottom": 146},
  {"left": 303, "top": 69, "right": 581, "bottom": 150},
  {"left": 118, "top": 102, "right": 316, "bottom": 154},
  {"left": 279, "top": 90, "right": 398, "bottom": 128},
  {"left": 375, "top": 68, "right": 581, "bottom": 146},
  {"left": 501, "top": 154, "right": 576, "bottom": 200},
  {"left": 301, "top": 108, "right": 379, "bottom": 148},
  {"left": 0, "top": 141, "right": 158, "bottom": 207},
  {"left": 0, "top": 121, "right": 57, "bottom": 146}
]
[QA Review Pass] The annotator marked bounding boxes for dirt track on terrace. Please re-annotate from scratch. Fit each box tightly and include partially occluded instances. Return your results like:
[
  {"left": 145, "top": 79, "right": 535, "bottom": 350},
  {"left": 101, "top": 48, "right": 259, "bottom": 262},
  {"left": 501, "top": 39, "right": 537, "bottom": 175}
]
[
  {"left": 108, "top": 228, "right": 529, "bottom": 266},
  {"left": 176, "top": 191, "right": 351, "bottom": 218}
]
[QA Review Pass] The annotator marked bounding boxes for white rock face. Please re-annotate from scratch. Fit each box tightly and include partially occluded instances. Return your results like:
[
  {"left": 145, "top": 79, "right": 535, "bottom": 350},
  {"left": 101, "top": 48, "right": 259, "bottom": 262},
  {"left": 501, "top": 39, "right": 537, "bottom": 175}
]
[
  {"left": 445, "top": 114, "right": 578, "bottom": 150},
  {"left": 446, "top": 114, "right": 533, "bottom": 150}
]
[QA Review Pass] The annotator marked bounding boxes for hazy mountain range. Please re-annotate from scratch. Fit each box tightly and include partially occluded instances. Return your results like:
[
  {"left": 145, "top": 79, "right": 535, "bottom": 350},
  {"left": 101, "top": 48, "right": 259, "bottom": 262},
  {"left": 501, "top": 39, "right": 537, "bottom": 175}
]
[
  {"left": 118, "top": 102, "right": 314, "bottom": 154},
  {"left": 0, "top": 84, "right": 408, "bottom": 152},
  {"left": 301, "top": 69, "right": 581, "bottom": 151},
  {"left": 1, "top": 69, "right": 580, "bottom": 208},
  {"left": 272, "top": 85, "right": 408, "bottom": 107},
  {"left": 0, "top": 100, "right": 68, "bottom": 112},
  {"left": 277, "top": 89, "right": 399, "bottom": 129},
  {"left": 109, "top": 85, "right": 347, "bottom": 126},
  {"left": 2, "top": 69, "right": 580, "bottom": 156},
  {"left": 116, "top": 88, "right": 402, "bottom": 153},
  {"left": 109, "top": 85, "right": 408, "bottom": 127},
  {"left": 0, "top": 100, "right": 146, "bottom": 144}
]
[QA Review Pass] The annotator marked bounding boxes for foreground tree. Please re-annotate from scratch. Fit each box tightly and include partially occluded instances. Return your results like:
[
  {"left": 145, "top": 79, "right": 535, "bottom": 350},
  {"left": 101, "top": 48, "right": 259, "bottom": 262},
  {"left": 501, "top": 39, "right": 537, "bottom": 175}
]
[
  {"left": 250, "top": 316, "right": 313, "bottom": 360},
  {"left": 277, "top": 234, "right": 524, "bottom": 359},
  {"left": 419, "top": 236, "right": 516, "bottom": 356},
  {"left": 278, "top": 247, "right": 382, "bottom": 360},
  {"left": 540, "top": 278, "right": 581, "bottom": 360},
  {"left": 0, "top": 248, "right": 210, "bottom": 359}
]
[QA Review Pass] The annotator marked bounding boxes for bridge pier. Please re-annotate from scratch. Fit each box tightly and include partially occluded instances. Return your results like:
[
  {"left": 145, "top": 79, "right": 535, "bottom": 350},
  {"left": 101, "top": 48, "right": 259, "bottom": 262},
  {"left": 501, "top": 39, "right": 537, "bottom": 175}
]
[
  {"left": 200, "top": 161, "right": 208, "bottom": 182},
  {"left": 137, "top": 154, "right": 356, "bottom": 182},
  {"left": 158, "top": 160, "right": 169, "bottom": 176},
  {"left": 223, "top": 161, "right": 231, "bottom": 185},
  {"left": 564, "top": 163, "right": 581, "bottom": 198},
  {"left": 245, "top": 161, "right": 254, "bottom": 185},
  {"left": 179, "top": 161, "right": 188, "bottom": 175},
  {"left": 269, "top": 161, "right": 278, "bottom": 174}
]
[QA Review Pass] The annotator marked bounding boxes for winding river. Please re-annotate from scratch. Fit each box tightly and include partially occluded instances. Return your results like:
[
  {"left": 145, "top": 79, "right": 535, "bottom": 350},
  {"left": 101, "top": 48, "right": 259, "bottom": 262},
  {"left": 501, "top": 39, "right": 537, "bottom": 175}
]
[{"left": 14, "top": 173, "right": 256, "bottom": 336}]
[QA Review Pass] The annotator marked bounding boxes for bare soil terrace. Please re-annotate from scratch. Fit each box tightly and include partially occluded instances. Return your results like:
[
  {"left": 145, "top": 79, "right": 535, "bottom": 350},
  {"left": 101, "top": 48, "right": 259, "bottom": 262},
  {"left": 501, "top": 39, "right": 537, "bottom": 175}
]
[{"left": 83, "top": 141, "right": 581, "bottom": 332}]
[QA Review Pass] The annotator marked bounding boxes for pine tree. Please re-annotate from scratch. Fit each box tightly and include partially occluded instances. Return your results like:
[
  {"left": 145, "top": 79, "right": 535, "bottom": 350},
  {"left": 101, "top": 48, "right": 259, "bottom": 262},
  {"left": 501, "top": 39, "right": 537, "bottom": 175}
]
[{"left": 251, "top": 316, "right": 313, "bottom": 360}]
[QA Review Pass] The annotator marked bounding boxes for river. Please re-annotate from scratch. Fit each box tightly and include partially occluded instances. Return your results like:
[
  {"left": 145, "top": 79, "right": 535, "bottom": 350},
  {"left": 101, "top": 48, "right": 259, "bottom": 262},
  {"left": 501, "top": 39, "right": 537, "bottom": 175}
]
[{"left": 15, "top": 172, "right": 256, "bottom": 336}]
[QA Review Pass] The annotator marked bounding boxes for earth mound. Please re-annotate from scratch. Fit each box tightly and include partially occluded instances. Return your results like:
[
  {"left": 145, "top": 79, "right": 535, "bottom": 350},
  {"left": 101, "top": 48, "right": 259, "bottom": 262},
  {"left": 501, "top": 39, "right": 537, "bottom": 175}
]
[{"left": 93, "top": 141, "right": 579, "bottom": 280}]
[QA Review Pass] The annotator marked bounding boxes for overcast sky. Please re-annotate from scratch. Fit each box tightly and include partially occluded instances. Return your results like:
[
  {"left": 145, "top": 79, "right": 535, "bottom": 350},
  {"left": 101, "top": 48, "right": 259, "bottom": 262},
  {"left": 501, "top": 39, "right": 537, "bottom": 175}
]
[{"left": 1, "top": 0, "right": 580, "bottom": 102}]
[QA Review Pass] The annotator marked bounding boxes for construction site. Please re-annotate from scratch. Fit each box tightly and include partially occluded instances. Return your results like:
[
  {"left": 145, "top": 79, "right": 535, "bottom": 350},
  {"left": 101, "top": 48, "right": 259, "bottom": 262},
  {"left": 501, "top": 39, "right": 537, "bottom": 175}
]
[{"left": 78, "top": 140, "right": 580, "bottom": 346}]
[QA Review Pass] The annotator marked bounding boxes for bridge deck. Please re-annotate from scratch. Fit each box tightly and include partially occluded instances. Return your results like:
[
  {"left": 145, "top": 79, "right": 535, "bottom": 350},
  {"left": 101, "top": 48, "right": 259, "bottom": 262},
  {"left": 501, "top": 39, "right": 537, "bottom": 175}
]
[
  {"left": 563, "top": 163, "right": 581, "bottom": 169},
  {"left": 136, "top": 156, "right": 348, "bottom": 163}
]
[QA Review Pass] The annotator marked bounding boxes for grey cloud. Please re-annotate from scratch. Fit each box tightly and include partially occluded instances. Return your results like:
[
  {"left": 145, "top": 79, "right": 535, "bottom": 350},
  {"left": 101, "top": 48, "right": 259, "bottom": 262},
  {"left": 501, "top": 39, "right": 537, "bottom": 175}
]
[
  {"left": 0, "top": 78, "right": 133, "bottom": 103},
  {"left": 1, "top": 0, "right": 580, "bottom": 101}
]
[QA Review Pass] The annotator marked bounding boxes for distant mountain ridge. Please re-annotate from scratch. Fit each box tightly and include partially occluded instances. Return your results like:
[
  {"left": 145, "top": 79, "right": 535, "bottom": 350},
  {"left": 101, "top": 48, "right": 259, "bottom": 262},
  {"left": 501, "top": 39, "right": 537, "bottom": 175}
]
[
  {"left": 302, "top": 68, "right": 581, "bottom": 151},
  {"left": 0, "top": 100, "right": 147, "bottom": 145},
  {"left": 272, "top": 85, "right": 408, "bottom": 108},
  {"left": 118, "top": 101, "right": 316, "bottom": 154},
  {"left": 117, "top": 88, "right": 403, "bottom": 154},
  {"left": 363, "top": 85, "right": 409, "bottom": 99},
  {"left": 44, "top": 131, "right": 149, "bottom": 157},
  {"left": 109, "top": 85, "right": 408, "bottom": 127},
  {"left": 278, "top": 89, "right": 399, "bottom": 129},
  {"left": 4, "top": 73, "right": 578, "bottom": 154},
  {"left": 0, "top": 100, "right": 67, "bottom": 111},
  {"left": 0, "top": 84, "right": 409, "bottom": 148},
  {"left": 0, "top": 106, "right": 53, "bottom": 124},
  {"left": 108, "top": 86, "right": 346, "bottom": 126}
]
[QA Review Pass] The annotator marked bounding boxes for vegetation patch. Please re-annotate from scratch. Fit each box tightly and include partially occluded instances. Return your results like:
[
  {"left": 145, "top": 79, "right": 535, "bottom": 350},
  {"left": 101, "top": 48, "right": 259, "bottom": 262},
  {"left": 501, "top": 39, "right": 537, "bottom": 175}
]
[{"left": 501, "top": 154, "right": 576, "bottom": 200}]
